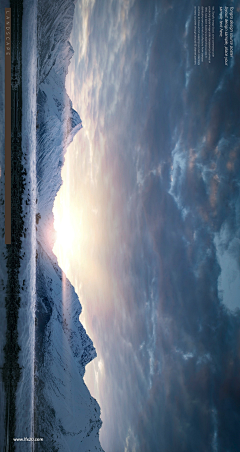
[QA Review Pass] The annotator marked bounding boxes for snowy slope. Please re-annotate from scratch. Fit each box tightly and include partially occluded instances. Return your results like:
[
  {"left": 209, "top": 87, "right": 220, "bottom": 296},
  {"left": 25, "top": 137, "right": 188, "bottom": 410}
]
[
  {"left": 37, "top": 0, "right": 77, "bottom": 88},
  {"left": 36, "top": 65, "right": 82, "bottom": 253},
  {"left": 35, "top": 243, "right": 103, "bottom": 451},
  {"left": 34, "top": 1, "right": 104, "bottom": 450}
]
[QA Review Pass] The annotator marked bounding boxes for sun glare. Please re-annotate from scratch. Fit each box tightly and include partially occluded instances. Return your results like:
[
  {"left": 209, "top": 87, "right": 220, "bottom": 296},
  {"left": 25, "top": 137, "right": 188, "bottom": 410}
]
[
  {"left": 52, "top": 193, "right": 76, "bottom": 277},
  {"left": 54, "top": 212, "right": 75, "bottom": 252}
]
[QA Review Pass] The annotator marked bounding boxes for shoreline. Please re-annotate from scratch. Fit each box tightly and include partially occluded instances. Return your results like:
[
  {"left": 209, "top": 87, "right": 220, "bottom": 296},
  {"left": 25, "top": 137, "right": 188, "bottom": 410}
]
[{"left": 2, "top": 1, "right": 23, "bottom": 450}]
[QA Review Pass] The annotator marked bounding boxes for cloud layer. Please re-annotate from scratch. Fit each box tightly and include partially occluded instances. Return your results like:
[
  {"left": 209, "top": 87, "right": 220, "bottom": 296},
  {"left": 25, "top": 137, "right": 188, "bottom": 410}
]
[{"left": 53, "top": 1, "right": 240, "bottom": 451}]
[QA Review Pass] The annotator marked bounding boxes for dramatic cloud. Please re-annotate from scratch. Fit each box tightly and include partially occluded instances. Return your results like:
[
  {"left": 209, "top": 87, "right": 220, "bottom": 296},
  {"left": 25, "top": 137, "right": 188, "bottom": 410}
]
[{"left": 53, "top": 0, "right": 240, "bottom": 451}]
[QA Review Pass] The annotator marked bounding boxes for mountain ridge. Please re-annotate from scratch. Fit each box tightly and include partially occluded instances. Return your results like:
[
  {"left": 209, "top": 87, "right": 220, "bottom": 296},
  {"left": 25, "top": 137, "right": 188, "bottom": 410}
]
[{"left": 34, "top": 1, "right": 104, "bottom": 449}]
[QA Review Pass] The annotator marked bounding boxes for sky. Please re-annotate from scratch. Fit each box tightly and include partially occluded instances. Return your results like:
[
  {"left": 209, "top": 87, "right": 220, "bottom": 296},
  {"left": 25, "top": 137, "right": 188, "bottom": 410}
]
[{"left": 53, "top": 1, "right": 240, "bottom": 451}]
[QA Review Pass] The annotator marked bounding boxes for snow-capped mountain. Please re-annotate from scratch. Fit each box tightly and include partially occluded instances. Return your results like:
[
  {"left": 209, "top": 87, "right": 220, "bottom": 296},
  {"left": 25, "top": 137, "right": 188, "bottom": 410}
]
[
  {"left": 36, "top": 65, "right": 82, "bottom": 253},
  {"left": 37, "top": 0, "right": 77, "bottom": 87},
  {"left": 34, "top": 241, "right": 103, "bottom": 452},
  {"left": 34, "top": 1, "right": 104, "bottom": 450}
]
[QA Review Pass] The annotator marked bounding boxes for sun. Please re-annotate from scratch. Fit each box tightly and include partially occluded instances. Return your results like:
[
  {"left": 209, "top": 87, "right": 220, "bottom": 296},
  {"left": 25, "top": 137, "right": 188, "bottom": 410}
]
[
  {"left": 53, "top": 200, "right": 75, "bottom": 273},
  {"left": 55, "top": 215, "right": 74, "bottom": 251}
]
